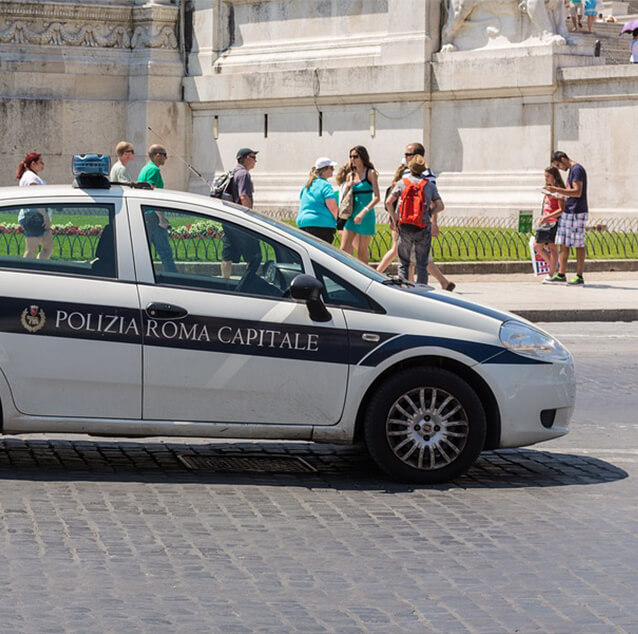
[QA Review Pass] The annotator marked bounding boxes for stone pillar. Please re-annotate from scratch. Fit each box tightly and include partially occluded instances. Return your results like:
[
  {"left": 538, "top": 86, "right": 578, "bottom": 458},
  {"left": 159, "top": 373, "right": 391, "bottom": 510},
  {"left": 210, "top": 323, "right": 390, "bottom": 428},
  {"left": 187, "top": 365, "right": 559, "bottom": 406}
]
[
  {"left": 127, "top": 2, "right": 190, "bottom": 189},
  {"left": 0, "top": 0, "right": 188, "bottom": 189}
]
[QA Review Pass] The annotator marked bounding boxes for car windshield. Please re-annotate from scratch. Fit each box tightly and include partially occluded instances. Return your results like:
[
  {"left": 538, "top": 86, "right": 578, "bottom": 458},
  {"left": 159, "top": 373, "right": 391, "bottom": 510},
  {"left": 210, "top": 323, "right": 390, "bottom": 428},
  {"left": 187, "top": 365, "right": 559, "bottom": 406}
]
[{"left": 231, "top": 205, "right": 388, "bottom": 283}]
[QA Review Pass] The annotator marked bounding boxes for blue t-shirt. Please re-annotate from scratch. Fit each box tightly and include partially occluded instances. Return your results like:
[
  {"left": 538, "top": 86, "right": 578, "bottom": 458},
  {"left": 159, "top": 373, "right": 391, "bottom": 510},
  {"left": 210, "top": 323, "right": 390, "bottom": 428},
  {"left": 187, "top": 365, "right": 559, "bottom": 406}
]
[
  {"left": 565, "top": 163, "right": 588, "bottom": 215},
  {"left": 296, "top": 178, "right": 337, "bottom": 229}
]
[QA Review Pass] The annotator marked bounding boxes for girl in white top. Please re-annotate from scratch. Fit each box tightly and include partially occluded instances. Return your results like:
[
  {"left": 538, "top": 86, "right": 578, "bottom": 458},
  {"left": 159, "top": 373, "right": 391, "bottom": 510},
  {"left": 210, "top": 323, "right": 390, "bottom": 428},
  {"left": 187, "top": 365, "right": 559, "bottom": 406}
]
[{"left": 16, "top": 152, "right": 53, "bottom": 259}]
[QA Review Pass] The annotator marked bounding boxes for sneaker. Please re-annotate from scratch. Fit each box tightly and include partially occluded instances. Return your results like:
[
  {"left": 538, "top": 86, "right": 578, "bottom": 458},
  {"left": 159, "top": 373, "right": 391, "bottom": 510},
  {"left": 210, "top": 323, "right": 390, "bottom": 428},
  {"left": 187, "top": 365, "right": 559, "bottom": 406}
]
[
  {"left": 568, "top": 274, "right": 585, "bottom": 286},
  {"left": 543, "top": 273, "right": 566, "bottom": 284}
]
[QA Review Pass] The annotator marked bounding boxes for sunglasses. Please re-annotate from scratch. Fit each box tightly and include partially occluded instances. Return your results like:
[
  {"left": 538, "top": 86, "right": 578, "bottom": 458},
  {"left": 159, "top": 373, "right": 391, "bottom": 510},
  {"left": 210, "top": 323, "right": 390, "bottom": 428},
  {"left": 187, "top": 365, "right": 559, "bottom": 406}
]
[
  {"left": 156, "top": 152, "right": 167, "bottom": 157},
  {"left": 125, "top": 149, "right": 135, "bottom": 154},
  {"left": 248, "top": 154, "right": 257, "bottom": 160},
  {"left": 404, "top": 152, "right": 417, "bottom": 157},
  {"left": 349, "top": 154, "right": 360, "bottom": 159}
]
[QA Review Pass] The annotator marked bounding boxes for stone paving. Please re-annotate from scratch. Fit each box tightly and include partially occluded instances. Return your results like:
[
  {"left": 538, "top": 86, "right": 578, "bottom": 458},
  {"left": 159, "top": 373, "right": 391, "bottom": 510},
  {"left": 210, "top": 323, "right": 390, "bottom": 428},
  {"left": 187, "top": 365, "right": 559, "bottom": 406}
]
[
  {"left": 0, "top": 436, "right": 636, "bottom": 633},
  {"left": 1, "top": 323, "right": 637, "bottom": 633}
]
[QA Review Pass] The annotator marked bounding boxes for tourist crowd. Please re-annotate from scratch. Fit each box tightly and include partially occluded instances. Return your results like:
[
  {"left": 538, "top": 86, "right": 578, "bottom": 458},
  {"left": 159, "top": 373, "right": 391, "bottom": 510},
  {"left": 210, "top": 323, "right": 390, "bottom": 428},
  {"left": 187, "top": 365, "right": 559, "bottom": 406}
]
[{"left": 14, "top": 140, "right": 589, "bottom": 286}]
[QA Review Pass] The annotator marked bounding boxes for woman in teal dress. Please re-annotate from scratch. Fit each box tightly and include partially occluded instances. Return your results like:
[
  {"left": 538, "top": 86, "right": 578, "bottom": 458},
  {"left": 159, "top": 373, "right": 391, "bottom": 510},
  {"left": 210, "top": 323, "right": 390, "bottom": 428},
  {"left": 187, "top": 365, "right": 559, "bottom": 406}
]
[{"left": 341, "top": 145, "right": 380, "bottom": 265}]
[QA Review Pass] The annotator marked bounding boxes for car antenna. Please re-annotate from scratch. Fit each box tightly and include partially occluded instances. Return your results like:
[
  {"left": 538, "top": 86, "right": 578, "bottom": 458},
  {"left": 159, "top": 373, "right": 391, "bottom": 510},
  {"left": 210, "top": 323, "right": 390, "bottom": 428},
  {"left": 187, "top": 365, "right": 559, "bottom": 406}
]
[{"left": 147, "top": 126, "right": 213, "bottom": 190}]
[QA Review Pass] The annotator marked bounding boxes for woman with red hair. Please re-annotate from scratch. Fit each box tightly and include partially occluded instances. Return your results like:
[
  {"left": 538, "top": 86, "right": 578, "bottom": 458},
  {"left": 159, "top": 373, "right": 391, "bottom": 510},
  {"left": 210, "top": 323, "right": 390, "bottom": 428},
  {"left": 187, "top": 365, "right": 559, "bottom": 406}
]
[{"left": 16, "top": 152, "right": 52, "bottom": 259}]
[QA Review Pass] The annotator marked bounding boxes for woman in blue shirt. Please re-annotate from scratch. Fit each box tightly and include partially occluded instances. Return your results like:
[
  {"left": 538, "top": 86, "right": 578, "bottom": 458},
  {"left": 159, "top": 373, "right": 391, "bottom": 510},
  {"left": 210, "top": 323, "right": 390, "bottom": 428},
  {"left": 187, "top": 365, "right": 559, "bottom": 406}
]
[{"left": 296, "top": 157, "right": 339, "bottom": 243}]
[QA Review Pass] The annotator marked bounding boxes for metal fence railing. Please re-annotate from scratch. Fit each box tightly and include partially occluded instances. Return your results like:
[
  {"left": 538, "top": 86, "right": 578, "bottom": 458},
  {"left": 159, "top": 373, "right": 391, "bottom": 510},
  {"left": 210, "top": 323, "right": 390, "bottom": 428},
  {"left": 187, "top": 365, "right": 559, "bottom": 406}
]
[{"left": 1, "top": 216, "right": 637, "bottom": 262}]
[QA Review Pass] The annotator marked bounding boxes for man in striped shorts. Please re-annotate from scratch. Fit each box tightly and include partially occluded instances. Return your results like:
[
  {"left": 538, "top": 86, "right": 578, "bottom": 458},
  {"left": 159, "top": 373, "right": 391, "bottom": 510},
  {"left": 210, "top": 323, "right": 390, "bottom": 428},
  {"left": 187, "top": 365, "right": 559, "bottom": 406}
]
[{"left": 544, "top": 151, "right": 588, "bottom": 285}]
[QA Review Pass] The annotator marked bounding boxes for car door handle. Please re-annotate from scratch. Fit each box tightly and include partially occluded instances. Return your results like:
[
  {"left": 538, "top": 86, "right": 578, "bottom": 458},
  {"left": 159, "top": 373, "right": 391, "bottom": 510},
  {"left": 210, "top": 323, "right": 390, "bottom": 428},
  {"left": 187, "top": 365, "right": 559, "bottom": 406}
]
[{"left": 146, "top": 302, "right": 188, "bottom": 319}]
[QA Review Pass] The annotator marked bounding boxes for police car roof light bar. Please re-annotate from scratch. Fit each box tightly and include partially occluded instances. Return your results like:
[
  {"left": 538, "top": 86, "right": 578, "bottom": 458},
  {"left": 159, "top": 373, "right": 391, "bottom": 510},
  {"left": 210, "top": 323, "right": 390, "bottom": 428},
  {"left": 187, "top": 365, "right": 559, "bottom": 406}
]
[{"left": 72, "top": 154, "right": 111, "bottom": 189}]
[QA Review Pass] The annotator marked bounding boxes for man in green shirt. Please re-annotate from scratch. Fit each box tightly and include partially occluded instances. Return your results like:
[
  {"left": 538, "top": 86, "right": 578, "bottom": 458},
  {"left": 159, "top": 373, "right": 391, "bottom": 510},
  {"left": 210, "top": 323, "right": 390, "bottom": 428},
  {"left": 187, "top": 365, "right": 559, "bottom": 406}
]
[
  {"left": 138, "top": 144, "right": 176, "bottom": 272},
  {"left": 138, "top": 144, "right": 166, "bottom": 187}
]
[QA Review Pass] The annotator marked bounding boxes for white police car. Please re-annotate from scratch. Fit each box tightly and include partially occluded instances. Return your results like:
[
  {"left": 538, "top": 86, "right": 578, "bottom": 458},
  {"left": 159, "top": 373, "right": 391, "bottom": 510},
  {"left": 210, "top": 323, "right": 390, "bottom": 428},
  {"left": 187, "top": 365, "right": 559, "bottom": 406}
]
[{"left": 0, "top": 156, "right": 575, "bottom": 483}]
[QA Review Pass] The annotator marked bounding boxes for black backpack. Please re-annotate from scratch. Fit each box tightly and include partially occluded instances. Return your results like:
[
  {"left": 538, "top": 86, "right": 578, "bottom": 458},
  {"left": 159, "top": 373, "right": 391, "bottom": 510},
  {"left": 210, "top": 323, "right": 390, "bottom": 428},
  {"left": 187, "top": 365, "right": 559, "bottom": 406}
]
[
  {"left": 22, "top": 209, "right": 46, "bottom": 233},
  {"left": 210, "top": 170, "right": 234, "bottom": 200}
]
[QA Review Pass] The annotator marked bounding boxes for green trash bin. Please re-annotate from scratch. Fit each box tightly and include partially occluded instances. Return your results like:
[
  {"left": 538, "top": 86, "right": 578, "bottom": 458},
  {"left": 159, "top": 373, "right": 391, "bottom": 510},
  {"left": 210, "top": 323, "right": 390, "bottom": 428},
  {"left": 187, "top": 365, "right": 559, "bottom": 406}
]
[{"left": 518, "top": 210, "right": 533, "bottom": 233}]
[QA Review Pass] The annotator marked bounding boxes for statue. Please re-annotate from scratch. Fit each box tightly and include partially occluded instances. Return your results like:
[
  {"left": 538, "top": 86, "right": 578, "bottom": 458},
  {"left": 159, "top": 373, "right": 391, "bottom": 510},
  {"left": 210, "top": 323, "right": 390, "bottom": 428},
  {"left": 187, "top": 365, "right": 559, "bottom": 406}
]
[{"left": 441, "top": 0, "right": 570, "bottom": 52}]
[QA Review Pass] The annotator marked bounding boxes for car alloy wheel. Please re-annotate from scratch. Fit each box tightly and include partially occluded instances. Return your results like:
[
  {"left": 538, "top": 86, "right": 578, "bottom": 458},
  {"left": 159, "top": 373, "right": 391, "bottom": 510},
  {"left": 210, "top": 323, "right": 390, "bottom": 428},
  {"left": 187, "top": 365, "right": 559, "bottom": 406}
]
[
  {"left": 386, "top": 385, "right": 469, "bottom": 471},
  {"left": 364, "top": 367, "right": 487, "bottom": 483}
]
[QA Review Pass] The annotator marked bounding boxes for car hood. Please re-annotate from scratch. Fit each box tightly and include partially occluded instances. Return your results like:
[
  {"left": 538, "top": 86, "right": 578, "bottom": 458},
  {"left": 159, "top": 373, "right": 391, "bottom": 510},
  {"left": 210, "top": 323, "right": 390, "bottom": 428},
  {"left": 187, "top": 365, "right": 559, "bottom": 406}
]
[{"left": 367, "top": 282, "right": 530, "bottom": 338}]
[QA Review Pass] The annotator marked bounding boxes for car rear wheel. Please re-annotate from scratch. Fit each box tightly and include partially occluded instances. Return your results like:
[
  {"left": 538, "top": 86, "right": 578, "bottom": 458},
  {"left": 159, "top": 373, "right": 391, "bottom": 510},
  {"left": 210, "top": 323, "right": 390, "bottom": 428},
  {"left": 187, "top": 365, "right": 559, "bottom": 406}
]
[{"left": 364, "top": 367, "right": 486, "bottom": 483}]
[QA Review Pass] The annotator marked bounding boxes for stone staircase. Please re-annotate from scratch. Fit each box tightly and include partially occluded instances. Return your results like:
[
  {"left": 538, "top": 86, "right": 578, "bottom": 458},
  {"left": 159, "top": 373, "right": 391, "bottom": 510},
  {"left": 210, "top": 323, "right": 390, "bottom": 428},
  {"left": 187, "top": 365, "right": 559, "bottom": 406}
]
[{"left": 567, "top": 19, "right": 636, "bottom": 64}]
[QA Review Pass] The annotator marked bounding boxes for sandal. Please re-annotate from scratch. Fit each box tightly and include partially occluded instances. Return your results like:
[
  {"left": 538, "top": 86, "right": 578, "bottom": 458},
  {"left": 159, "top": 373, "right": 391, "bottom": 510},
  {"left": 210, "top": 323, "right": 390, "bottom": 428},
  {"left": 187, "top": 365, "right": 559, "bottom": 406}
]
[{"left": 445, "top": 282, "right": 456, "bottom": 292}]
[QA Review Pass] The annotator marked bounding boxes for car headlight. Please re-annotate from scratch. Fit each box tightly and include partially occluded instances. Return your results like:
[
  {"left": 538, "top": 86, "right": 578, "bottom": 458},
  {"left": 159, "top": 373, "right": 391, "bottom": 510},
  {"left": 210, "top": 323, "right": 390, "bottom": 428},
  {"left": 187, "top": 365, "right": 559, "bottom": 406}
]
[{"left": 499, "top": 320, "right": 572, "bottom": 363}]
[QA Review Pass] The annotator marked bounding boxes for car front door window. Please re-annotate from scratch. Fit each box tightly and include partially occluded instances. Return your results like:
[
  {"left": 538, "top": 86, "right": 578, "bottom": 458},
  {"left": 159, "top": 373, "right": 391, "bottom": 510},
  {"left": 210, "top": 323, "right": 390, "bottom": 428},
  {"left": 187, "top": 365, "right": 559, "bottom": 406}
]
[{"left": 140, "top": 205, "right": 303, "bottom": 298}]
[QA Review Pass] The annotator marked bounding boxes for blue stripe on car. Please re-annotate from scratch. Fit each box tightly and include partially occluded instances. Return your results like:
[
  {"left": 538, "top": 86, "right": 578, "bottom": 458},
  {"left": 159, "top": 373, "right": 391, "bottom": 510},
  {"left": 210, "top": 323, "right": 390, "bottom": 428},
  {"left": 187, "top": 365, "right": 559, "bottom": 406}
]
[{"left": 358, "top": 334, "right": 548, "bottom": 367}]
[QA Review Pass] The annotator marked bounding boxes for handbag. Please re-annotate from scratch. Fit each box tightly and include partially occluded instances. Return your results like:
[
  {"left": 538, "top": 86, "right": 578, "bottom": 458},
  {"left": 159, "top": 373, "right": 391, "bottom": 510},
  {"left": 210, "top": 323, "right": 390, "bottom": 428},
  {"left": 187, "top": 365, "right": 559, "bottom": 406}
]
[
  {"left": 337, "top": 187, "right": 353, "bottom": 221},
  {"left": 535, "top": 222, "right": 557, "bottom": 244}
]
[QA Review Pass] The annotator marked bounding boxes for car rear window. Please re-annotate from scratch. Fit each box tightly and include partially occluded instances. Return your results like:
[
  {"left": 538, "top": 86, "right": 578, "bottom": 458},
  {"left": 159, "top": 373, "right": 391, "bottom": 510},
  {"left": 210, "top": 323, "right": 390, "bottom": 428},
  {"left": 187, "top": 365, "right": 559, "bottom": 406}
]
[{"left": 0, "top": 203, "right": 116, "bottom": 278}]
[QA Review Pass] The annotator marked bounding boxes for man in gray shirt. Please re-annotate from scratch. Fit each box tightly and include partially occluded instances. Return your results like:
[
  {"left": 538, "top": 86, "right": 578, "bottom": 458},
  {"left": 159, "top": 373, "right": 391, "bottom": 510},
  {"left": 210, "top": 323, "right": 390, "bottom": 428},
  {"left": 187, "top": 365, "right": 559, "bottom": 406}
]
[
  {"left": 221, "top": 147, "right": 260, "bottom": 278},
  {"left": 109, "top": 141, "right": 135, "bottom": 183}
]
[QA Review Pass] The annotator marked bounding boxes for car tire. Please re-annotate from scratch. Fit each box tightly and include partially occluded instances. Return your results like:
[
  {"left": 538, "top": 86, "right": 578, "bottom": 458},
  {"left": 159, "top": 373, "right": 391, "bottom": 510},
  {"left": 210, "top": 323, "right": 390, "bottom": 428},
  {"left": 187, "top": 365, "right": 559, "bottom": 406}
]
[{"left": 364, "top": 367, "right": 487, "bottom": 483}]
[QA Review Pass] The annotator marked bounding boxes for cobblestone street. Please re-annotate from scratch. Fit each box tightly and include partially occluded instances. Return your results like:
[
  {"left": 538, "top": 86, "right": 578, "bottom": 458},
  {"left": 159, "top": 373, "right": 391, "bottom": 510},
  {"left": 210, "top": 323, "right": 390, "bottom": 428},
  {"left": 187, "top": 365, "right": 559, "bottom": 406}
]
[{"left": 1, "top": 323, "right": 637, "bottom": 633}]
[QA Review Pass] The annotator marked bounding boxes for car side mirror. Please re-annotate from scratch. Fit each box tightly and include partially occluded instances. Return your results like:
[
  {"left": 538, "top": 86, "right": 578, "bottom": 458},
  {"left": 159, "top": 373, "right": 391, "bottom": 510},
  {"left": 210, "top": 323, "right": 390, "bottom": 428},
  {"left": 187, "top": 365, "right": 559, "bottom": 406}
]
[{"left": 290, "top": 274, "right": 332, "bottom": 322}]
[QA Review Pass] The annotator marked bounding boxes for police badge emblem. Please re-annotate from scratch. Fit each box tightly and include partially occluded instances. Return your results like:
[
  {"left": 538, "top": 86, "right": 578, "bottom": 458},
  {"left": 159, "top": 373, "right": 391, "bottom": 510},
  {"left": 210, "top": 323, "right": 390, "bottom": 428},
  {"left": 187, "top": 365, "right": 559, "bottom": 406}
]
[{"left": 21, "top": 305, "right": 46, "bottom": 333}]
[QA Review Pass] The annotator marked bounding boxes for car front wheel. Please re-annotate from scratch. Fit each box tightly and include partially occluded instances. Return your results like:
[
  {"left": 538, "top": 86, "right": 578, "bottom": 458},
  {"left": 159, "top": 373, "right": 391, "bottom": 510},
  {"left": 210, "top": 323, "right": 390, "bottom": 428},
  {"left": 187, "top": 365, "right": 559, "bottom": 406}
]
[{"left": 364, "top": 367, "right": 487, "bottom": 483}]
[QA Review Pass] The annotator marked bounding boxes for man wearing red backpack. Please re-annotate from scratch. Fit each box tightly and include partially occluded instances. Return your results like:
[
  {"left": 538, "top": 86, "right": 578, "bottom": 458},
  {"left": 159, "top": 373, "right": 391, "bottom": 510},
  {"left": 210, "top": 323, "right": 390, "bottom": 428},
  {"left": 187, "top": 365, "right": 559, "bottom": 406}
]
[{"left": 385, "top": 155, "right": 444, "bottom": 285}]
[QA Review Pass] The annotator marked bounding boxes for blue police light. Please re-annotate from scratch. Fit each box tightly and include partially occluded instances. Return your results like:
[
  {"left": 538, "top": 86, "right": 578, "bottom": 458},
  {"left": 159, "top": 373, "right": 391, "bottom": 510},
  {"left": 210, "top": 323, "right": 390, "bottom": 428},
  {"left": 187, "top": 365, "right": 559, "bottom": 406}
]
[
  {"left": 72, "top": 154, "right": 111, "bottom": 189},
  {"left": 72, "top": 154, "right": 110, "bottom": 176}
]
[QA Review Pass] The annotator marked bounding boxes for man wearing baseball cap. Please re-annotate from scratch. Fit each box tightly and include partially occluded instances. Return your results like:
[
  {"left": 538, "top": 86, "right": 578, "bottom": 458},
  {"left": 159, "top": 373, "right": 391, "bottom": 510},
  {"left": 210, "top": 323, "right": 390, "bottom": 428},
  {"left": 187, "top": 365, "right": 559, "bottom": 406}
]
[{"left": 221, "top": 147, "right": 260, "bottom": 278}]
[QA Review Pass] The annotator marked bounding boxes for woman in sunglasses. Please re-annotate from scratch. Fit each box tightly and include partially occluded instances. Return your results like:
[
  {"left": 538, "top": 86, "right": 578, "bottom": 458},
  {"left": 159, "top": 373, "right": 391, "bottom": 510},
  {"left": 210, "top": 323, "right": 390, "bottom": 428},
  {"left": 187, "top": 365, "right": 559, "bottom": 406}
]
[{"left": 340, "top": 145, "right": 380, "bottom": 265}]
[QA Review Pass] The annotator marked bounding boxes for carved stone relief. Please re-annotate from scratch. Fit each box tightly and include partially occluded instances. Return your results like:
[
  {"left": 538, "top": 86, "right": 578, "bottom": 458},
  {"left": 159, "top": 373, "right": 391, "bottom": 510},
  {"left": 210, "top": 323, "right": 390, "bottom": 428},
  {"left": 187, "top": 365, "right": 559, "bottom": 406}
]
[{"left": 0, "top": 1, "right": 178, "bottom": 50}]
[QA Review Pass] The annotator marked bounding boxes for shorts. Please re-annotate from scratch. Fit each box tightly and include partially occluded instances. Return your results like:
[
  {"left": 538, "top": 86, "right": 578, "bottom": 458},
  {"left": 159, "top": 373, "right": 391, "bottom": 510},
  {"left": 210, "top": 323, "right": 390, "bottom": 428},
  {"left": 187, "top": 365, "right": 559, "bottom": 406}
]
[
  {"left": 570, "top": 2, "right": 583, "bottom": 17},
  {"left": 535, "top": 222, "right": 558, "bottom": 244},
  {"left": 555, "top": 213, "right": 587, "bottom": 248},
  {"left": 221, "top": 223, "right": 260, "bottom": 263},
  {"left": 301, "top": 226, "right": 336, "bottom": 244}
]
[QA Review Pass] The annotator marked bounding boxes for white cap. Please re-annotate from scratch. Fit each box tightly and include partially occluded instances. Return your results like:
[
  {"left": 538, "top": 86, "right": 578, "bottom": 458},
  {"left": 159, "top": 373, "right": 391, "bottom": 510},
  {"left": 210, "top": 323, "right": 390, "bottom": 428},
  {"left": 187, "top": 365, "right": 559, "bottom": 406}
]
[{"left": 314, "top": 157, "right": 337, "bottom": 171}]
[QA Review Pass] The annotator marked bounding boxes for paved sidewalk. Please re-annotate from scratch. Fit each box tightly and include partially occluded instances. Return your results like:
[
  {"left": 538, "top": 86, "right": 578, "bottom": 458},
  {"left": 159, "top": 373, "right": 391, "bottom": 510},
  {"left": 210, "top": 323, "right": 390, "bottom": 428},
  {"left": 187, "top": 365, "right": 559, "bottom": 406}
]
[{"left": 432, "top": 270, "right": 638, "bottom": 322}]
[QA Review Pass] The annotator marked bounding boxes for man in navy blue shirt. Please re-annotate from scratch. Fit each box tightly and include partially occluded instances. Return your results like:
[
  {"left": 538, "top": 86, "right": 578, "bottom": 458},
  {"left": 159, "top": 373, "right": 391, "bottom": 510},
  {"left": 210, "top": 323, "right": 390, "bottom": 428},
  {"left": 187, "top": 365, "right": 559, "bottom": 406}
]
[{"left": 545, "top": 151, "right": 588, "bottom": 285}]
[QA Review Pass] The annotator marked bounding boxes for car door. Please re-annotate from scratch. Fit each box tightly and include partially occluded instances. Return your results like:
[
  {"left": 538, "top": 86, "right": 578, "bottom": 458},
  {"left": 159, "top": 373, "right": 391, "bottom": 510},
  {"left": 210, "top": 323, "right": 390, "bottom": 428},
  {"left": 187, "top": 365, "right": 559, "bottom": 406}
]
[
  {"left": 0, "top": 196, "right": 142, "bottom": 418},
  {"left": 128, "top": 198, "right": 349, "bottom": 425}
]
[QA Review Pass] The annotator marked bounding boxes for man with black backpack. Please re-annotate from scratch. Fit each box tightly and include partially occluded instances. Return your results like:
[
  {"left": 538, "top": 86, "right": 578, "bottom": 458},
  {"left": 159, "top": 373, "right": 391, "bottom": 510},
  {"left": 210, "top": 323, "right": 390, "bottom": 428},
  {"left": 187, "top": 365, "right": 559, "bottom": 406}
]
[
  {"left": 385, "top": 155, "right": 444, "bottom": 285},
  {"left": 220, "top": 147, "right": 260, "bottom": 278}
]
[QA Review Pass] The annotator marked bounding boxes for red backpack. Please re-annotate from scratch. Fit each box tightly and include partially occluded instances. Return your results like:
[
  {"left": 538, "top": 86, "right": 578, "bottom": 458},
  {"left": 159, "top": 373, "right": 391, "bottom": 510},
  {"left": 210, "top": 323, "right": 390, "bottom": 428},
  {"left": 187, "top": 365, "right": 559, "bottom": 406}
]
[{"left": 398, "top": 177, "right": 428, "bottom": 228}]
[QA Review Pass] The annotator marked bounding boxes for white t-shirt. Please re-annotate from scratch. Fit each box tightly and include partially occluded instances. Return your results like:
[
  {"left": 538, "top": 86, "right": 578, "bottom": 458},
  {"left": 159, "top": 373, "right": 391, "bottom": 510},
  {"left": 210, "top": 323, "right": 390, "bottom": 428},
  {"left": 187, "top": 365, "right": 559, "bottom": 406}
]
[
  {"left": 19, "top": 170, "right": 46, "bottom": 187},
  {"left": 631, "top": 38, "right": 638, "bottom": 63},
  {"left": 18, "top": 169, "right": 50, "bottom": 222}
]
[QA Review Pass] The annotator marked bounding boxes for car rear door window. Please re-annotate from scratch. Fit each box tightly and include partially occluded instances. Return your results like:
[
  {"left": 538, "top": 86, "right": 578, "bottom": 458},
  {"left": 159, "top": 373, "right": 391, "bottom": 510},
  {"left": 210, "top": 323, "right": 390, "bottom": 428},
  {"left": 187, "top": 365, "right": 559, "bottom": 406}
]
[{"left": 0, "top": 203, "right": 116, "bottom": 278}]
